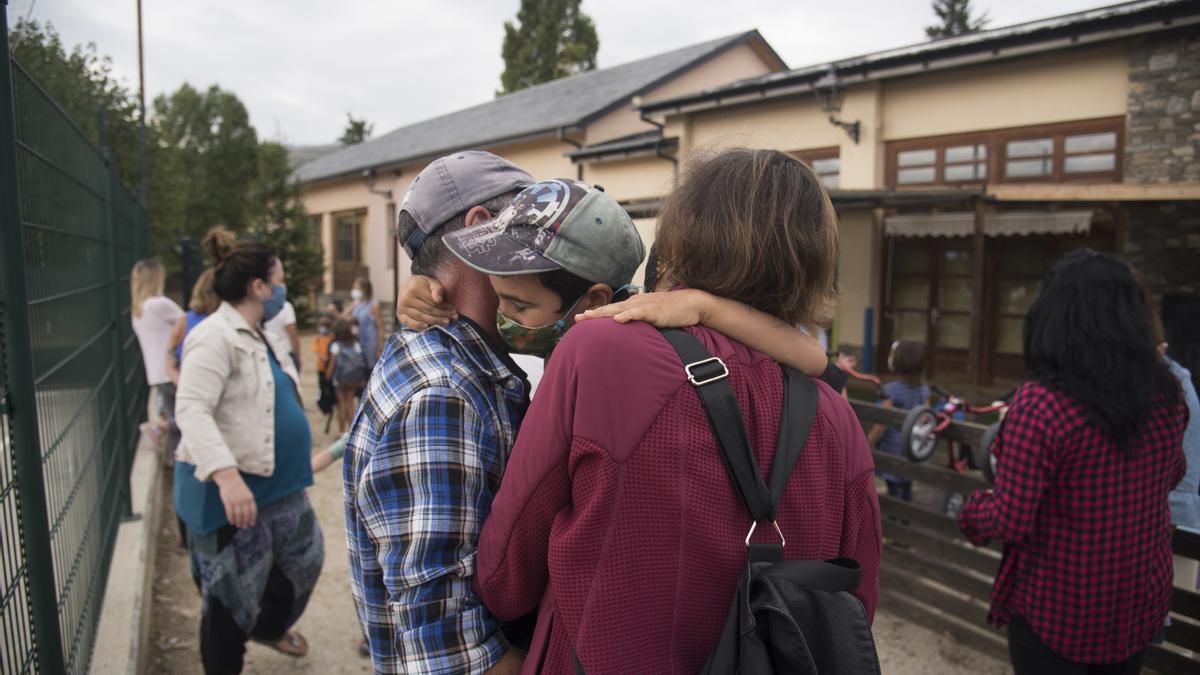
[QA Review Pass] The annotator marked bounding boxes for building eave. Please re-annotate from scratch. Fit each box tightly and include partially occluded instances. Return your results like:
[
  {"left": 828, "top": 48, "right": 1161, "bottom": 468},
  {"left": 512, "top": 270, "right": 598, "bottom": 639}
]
[{"left": 641, "top": 0, "right": 1200, "bottom": 117}]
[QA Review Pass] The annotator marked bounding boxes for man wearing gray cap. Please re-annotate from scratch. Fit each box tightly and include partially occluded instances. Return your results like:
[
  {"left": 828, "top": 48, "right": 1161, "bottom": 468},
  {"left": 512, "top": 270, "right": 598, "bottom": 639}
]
[{"left": 343, "top": 151, "right": 533, "bottom": 674}]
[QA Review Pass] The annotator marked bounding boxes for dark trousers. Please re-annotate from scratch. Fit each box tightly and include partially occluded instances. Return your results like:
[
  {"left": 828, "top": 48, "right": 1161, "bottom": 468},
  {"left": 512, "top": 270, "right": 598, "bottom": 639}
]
[
  {"left": 201, "top": 557, "right": 298, "bottom": 674},
  {"left": 1008, "top": 616, "right": 1145, "bottom": 675}
]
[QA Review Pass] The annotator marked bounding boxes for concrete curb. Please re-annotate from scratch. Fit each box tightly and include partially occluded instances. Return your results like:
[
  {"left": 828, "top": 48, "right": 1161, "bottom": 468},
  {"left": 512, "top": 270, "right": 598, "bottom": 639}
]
[{"left": 91, "top": 441, "right": 164, "bottom": 674}]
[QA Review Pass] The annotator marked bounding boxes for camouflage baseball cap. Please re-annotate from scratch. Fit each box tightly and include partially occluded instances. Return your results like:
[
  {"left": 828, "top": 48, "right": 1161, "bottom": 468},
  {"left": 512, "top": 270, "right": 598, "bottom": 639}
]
[{"left": 441, "top": 179, "right": 645, "bottom": 290}]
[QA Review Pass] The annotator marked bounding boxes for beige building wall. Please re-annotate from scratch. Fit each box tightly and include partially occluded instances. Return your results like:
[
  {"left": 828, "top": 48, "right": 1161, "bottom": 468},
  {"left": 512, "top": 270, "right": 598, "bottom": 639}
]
[
  {"left": 583, "top": 156, "right": 675, "bottom": 203},
  {"left": 632, "top": 217, "right": 658, "bottom": 286},
  {"left": 881, "top": 45, "right": 1129, "bottom": 140},
  {"left": 833, "top": 209, "right": 879, "bottom": 350},
  {"left": 489, "top": 138, "right": 579, "bottom": 182},
  {"left": 586, "top": 42, "right": 781, "bottom": 146}
]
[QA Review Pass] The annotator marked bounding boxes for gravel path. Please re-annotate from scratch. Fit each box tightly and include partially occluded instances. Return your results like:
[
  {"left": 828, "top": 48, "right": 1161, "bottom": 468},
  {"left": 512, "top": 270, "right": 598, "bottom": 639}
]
[{"left": 144, "top": 331, "right": 1010, "bottom": 674}]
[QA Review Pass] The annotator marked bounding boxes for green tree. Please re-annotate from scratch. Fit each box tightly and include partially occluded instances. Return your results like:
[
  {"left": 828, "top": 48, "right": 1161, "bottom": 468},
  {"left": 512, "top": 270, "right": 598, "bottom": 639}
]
[
  {"left": 339, "top": 113, "right": 373, "bottom": 145},
  {"left": 250, "top": 141, "right": 325, "bottom": 324},
  {"left": 498, "top": 0, "right": 598, "bottom": 95},
  {"left": 9, "top": 20, "right": 323, "bottom": 320},
  {"left": 150, "top": 83, "right": 261, "bottom": 259},
  {"left": 8, "top": 19, "right": 144, "bottom": 188},
  {"left": 925, "top": 0, "right": 990, "bottom": 39}
]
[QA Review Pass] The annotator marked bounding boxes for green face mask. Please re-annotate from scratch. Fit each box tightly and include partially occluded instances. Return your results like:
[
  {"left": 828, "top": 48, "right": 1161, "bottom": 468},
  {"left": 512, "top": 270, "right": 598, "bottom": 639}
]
[{"left": 496, "top": 297, "right": 583, "bottom": 357}]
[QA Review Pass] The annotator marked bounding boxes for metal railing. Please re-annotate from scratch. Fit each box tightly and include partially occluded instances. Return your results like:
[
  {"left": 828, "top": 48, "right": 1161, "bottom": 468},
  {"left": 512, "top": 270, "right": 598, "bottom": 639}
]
[{"left": 0, "top": 5, "right": 149, "bottom": 672}]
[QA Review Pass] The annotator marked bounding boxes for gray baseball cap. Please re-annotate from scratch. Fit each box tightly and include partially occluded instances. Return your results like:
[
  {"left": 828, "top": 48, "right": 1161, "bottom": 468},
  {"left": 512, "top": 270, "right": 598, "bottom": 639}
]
[
  {"left": 441, "top": 179, "right": 645, "bottom": 290},
  {"left": 399, "top": 150, "right": 534, "bottom": 258}
]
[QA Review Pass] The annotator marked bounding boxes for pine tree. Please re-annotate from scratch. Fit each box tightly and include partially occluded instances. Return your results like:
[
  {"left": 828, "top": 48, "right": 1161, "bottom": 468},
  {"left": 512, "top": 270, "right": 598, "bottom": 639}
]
[
  {"left": 925, "top": 0, "right": 990, "bottom": 39},
  {"left": 498, "top": 0, "right": 599, "bottom": 95},
  {"left": 339, "top": 113, "right": 373, "bottom": 145}
]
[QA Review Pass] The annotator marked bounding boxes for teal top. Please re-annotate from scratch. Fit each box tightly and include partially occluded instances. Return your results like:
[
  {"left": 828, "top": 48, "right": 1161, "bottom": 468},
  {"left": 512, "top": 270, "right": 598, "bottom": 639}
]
[{"left": 174, "top": 349, "right": 313, "bottom": 534}]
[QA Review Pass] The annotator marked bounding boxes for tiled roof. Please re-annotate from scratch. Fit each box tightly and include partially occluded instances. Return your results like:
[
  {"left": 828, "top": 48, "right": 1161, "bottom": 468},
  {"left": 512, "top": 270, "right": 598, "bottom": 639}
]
[{"left": 295, "top": 31, "right": 763, "bottom": 184}]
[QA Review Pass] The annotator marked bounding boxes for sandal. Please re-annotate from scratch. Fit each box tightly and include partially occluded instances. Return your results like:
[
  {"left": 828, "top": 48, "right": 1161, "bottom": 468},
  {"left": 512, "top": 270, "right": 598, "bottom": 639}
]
[{"left": 252, "top": 630, "right": 308, "bottom": 657}]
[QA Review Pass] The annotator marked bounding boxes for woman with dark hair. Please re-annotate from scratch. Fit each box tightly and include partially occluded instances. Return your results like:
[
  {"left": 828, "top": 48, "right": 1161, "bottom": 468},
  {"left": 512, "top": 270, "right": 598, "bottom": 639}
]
[
  {"left": 959, "top": 249, "right": 1186, "bottom": 674},
  {"left": 473, "top": 149, "right": 880, "bottom": 674},
  {"left": 174, "top": 232, "right": 323, "bottom": 673}
]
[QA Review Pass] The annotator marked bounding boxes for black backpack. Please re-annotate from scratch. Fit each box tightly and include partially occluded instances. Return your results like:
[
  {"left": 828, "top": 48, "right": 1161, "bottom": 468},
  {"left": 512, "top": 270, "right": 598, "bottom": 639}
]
[{"left": 661, "top": 328, "right": 882, "bottom": 675}]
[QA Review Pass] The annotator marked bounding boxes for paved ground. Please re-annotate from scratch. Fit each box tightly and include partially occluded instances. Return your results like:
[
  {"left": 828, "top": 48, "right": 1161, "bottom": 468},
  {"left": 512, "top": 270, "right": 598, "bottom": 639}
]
[{"left": 144, "top": 331, "right": 1009, "bottom": 674}]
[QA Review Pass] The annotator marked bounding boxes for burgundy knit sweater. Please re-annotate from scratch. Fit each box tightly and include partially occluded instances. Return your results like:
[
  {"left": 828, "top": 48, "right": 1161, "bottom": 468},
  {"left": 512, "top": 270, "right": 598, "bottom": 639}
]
[{"left": 474, "top": 320, "right": 881, "bottom": 675}]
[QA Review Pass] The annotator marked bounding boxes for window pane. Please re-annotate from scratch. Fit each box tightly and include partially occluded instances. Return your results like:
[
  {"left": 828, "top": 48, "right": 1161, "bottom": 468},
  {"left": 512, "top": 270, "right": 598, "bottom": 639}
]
[
  {"left": 996, "top": 317, "right": 1025, "bottom": 354},
  {"left": 945, "top": 144, "right": 986, "bottom": 163},
  {"left": 820, "top": 174, "right": 840, "bottom": 189},
  {"left": 898, "top": 149, "right": 936, "bottom": 167},
  {"left": 997, "top": 280, "right": 1040, "bottom": 315},
  {"left": 941, "top": 245, "right": 973, "bottom": 276},
  {"left": 1065, "top": 132, "right": 1116, "bottom": 154},
  {"left": 1006, "top": 138, "right": 1053, "bottom": 158},
  {"left": 944, "top": 163, "right": 986, "bottom": 181},
  {"left": 996, "top": 242, "right": 1047, "bottom": 275},
  {"left": 810, "top": 158, "right": 840, "bottom": 174},
  {"left": 894, "top": 278, "right": 930, "bottom": 309},
  {"left": 898, "top": 167, "right": 936, "bottom": 184},
  {"left": 939, "top": 279, "right": 972, "bottom": 312},
  {"left": 894, "top": 311, "right": 928, "bottom": 342},
  {"left": 337, "top": 223, "right": 354, "bottom": 261},
  {"left": 1006, "top": 158, "right": 1053, "bottom": 178},
  {"left": 936, "top": 315, "right": 970, "bottom": 349},
  {"left": 1063, "top": 153, "right": 1116, "bottom": 174},
  {"left": 894, "top": 242, "right": 928, "bottom": 274}
]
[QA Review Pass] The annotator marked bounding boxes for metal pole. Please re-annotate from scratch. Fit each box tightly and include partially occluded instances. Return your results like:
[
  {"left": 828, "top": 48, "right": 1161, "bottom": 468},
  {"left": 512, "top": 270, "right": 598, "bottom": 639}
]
[
  {"left": 968, "top": 197, "right": 988, "bottom": 389},
  {"left": 0, "top": 1, "right": 67, "bottom": 669},
  {"left": 98, "top": 123, "right": 135, "bottom": 519},
  {"left": 136, "top": 0, "right": 148, "bottom": 208}
]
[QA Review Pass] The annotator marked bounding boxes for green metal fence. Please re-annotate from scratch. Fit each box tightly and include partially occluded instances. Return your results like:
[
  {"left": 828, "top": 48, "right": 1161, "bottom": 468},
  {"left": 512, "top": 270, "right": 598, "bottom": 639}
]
[{"left": 0, "top": 7, "right": 149, "bottom": 673}]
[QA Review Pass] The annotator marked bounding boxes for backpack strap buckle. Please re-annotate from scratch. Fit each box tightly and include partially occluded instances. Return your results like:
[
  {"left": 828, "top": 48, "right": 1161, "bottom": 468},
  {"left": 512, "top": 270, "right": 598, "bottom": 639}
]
[
  {"left": 745, "top": 519, "right": 785, "bottom": 548},
  {"left": 685, "top": 357, "right": 728, "bottom": 387}
]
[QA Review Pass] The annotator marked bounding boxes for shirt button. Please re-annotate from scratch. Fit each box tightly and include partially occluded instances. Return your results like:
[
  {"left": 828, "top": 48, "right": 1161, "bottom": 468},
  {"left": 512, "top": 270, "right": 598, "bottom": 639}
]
[{"left": 505, "top": 379, "right": 519, "bottom": 391}]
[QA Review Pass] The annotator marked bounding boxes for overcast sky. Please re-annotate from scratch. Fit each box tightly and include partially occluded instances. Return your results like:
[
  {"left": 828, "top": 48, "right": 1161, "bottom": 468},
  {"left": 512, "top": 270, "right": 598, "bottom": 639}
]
[{"left": 12, "top": 0, "right": 1105, "bottom": 146}]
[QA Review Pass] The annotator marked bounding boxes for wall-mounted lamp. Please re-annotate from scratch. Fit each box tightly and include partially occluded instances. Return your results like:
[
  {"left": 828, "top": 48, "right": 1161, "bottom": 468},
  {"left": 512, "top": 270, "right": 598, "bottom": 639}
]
[
  {"left": 813, "top": 68, "right": 860, "bottom": 145},
  {"left": 362, "top": 167, "right": 394, "bottom": 201}
]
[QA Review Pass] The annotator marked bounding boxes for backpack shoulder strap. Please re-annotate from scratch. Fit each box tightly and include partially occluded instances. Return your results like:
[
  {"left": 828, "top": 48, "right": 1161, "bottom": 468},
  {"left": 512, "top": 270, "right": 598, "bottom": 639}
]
[
  {"left": 768, "top": 367, "right": 819, "bottom": 508},
  {"left": 660, "top": 328, "right": 772, "bottom": 522}
]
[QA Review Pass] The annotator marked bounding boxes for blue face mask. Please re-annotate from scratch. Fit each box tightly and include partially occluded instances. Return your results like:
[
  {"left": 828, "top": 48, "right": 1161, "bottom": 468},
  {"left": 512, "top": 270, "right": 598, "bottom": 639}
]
[{"left": 262, "top": 283, "right": 287, "bottom": 322}]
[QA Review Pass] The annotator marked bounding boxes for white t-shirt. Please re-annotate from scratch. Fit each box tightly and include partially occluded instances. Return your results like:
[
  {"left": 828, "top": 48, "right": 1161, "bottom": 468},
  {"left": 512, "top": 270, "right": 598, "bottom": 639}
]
[
  {"left": 131, "top": 295, "right": 184, "bottom": 386},
  {"left": 263, "top": 301, "right": 297, "bottom": 354}
]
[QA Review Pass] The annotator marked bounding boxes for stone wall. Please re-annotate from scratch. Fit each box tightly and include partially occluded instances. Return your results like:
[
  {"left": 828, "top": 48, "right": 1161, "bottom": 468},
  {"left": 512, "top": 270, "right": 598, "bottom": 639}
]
[
  {"left": 1122, "top": 201, "right": 1200, "bottom": 297},
  {"left": 1125, "top": 28, "right": 1200, "bottom": 183}
]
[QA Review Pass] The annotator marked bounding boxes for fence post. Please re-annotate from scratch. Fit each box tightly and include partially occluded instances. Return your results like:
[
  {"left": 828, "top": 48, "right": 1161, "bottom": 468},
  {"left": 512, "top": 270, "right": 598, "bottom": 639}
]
[
  {"left": 97, "top": 108, "right": 136, "bottom": 521},
  {"left": 0, "top": 2, "right": 67, "bottom": 669}
]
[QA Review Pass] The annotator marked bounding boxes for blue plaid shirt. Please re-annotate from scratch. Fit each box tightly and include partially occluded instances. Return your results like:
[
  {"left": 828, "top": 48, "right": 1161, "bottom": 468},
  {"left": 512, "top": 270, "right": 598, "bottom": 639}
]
[{"left": 344, "top": 318, "right": 528, "bottom": 674}]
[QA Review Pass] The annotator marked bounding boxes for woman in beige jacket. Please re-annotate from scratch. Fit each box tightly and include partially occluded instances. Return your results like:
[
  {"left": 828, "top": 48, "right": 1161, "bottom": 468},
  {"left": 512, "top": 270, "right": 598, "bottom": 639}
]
[{"left": 174, "top": 229, "right": 323, "bottom": 673}]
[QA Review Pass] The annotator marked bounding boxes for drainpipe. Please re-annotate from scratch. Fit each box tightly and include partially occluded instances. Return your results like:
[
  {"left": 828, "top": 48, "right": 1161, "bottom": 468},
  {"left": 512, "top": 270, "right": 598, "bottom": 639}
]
[
  {"left": 557, "top": 127, "right": 584, "bottom": 180},
  {"left": 638, "top": 105, "right": 678, "bottom": 184}
]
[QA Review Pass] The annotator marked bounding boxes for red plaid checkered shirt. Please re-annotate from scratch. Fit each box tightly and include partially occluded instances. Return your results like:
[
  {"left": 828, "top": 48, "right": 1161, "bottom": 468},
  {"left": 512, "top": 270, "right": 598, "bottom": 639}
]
[{"left": 959, "top": 379, "right": 1187, "bottom": 664}]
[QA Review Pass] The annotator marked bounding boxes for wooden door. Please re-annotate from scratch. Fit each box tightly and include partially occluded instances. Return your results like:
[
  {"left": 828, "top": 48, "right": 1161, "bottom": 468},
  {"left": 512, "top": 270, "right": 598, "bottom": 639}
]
[
  {"left": 883, "top": 237, "right": 974, "bottom": 384},
  {"left": 333, "top": 210, "right": 366, "bottom": 292}
]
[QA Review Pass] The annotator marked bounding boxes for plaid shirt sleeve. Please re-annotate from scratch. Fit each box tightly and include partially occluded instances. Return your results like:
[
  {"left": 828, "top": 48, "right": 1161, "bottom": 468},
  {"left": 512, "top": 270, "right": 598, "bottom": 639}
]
[
  {"left": 355, "top": 385, "right": 508, "bottom": 674},
  {"left": 959, "top": 386, "right": 1056, "bottom": 547}
]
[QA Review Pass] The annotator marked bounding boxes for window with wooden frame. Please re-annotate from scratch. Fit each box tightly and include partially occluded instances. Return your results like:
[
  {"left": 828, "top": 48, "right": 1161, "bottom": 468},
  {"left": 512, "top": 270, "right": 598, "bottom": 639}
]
[
  {"left": 886, "top": 117, "right": 1123, "bottom": 188},
  {"left": 791, "top": 147, "right": 840, "bottom": 189}
]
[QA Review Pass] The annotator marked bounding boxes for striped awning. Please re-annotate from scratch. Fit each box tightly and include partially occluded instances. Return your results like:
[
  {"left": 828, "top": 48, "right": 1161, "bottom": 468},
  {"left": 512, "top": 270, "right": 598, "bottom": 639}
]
[{"left": 884, "top": 210, "right": 1094, "bottom": 238}]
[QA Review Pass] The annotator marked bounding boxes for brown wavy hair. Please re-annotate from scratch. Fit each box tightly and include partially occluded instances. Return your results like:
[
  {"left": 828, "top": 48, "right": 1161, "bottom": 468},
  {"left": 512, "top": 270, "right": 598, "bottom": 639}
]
[
  {"left": 202, "top": 226, "right": 275, "bottom": 303},
  {"left": 654, "top": 148, "right": 838, "bottom": 328}
]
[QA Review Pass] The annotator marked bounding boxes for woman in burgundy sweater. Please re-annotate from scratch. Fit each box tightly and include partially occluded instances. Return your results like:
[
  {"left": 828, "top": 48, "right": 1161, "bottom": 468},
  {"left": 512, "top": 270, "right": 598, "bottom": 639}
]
[
  {"left": 959, "top": 251, "right": 1186, "bottom": 674},
  {"left": 474, "top": 149, "right": 881, "bottom": 674}
]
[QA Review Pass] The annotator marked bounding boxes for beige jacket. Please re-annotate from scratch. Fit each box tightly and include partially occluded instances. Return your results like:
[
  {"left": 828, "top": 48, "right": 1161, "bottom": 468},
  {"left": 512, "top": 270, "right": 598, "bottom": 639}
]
[{"left": 175, "top": 301, "right": 301, "bottom": 481}]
